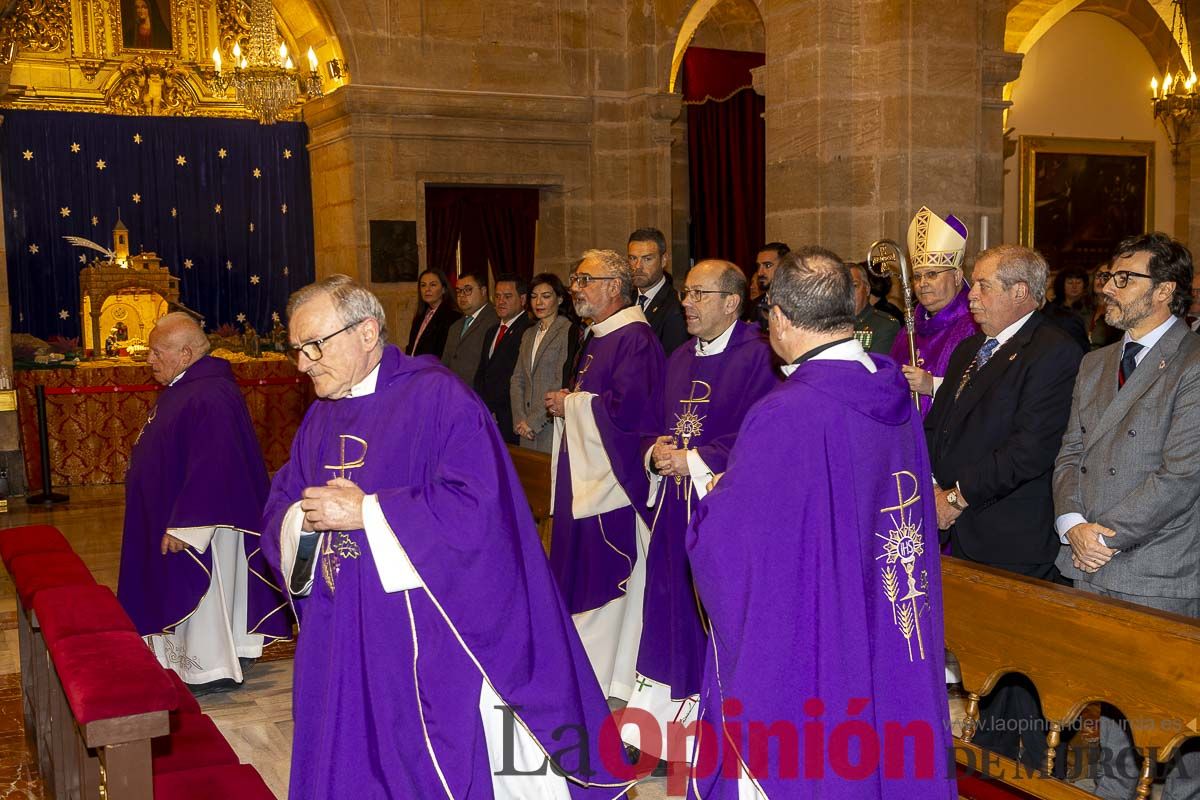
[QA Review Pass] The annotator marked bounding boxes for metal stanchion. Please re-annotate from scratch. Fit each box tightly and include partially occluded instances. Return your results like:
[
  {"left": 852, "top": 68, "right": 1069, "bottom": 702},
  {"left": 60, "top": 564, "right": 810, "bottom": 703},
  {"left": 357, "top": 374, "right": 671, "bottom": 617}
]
[{"left": 26, "top": 385, "right": 69, "bottom": 506}]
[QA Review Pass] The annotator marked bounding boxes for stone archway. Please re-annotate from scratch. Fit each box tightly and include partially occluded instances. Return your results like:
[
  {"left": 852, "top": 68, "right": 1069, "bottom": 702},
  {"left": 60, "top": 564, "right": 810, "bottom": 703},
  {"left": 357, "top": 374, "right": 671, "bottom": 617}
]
[
  {"left": 667, "top": 0, "right": 764, "bottom": 92},
  {"left": 1007, "top": 0, "right": 1184, "bottom": 70}
]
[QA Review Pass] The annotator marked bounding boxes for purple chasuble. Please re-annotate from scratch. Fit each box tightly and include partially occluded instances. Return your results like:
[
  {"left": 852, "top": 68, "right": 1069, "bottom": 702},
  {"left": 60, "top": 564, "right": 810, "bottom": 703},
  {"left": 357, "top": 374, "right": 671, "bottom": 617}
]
[
  {"left": 118, "top": 355, "right": 291, "bottom": 640},
  {"left": 550, "top": 318, "right": 665, "bottom": 614},
  {"left": 686, "top": 355, "right": 956, "bottom": 799},
  {"left": 635, "top": 321, "right": 777, "bottom": 701},
  {"left": 261, "top": 346, "right": 632, "bottom": 799},
  {"left": 888, "top": 285, "right": 979, "bottom": 417}
]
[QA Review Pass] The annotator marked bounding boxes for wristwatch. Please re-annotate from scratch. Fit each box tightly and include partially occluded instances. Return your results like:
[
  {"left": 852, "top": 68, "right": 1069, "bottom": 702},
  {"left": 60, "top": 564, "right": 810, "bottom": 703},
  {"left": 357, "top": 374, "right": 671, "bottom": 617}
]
[{"left": 946, "top": 488, "right": 966, "bottom": 510}]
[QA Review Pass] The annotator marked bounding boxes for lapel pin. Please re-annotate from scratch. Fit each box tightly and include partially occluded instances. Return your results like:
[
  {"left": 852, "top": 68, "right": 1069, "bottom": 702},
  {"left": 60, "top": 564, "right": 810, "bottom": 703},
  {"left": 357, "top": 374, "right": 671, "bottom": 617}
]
[
  {"left": 1160, "top": 358, "right": 1167, "bottom": 370},
  {"left": 1009, "top": 353, "right": 1018, "bottom": 361}
]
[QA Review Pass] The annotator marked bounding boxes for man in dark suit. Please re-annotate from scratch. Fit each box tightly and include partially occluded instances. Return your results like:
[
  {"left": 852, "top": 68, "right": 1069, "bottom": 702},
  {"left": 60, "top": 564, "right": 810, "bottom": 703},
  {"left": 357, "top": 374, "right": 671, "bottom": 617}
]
[
  {"left": 441, "top": 274, "right": 498, "bottom": 387},
  {"left": 475, "top": 273, "right": 533, "bottom": 444},
  {"left": 628, "top": 228, "right": 687, "bottom": 355},
  {"left": 1053, "top": 232, "right": 1200, "bottom": 800},
  {"left": 925, "top": 244, "right": 1084, "bottom": 770}
]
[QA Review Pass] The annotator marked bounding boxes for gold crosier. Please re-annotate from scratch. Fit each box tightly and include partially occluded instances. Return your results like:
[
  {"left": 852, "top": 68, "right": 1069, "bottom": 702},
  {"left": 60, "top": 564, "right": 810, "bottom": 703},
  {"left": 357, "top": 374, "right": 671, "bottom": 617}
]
[
  {"left": 318, "top": 434, "right": 367, "bottom": 593},
  {"left": 876, "top": 470, "right": 929, "bottom": 662},
  {"left": 671, "top": 380, "right": 710, "bottom": 496}
]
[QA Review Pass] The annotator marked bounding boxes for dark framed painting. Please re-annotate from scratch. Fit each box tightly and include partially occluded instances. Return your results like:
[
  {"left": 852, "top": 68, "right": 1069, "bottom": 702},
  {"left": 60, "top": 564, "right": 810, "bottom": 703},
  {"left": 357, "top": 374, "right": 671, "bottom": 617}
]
[
  {"left": 370, "top": 220, "right": 419, "bottom": 283},
  {"left": 120, "top": 0, "right": 175, "bottom": 51},
  {"left": 1019, "top": 136, "right": 1154, "bottom": 273}
]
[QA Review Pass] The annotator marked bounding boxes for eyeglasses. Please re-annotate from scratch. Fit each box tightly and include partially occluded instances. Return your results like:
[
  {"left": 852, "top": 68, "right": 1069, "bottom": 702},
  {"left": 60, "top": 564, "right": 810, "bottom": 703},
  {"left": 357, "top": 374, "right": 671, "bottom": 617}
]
[
  {"left": 568, "top": 274, "right": 618, "bottom": 288},
  {"left": 454, "top": 286, "right": 479, "bottom": 296},
  {"left": 911, "top": 267, "right": 958, "bottom": 285},
  {"left": 1097, "top": 270, "right": 1153, "bottom": 289},
  {"left": 679, "top": 288, "right": 732, "bottom": 303},
  {"left": 286, "top": 319, "right": 363, "bottom": 363}
]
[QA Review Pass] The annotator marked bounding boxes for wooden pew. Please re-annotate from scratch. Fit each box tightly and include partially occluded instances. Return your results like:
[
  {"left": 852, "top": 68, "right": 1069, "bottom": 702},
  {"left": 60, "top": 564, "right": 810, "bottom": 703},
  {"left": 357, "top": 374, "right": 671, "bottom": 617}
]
[
  {"left": 943, "top": 556, "right": 1200, "bottom": 799},
  {"left": 507, "top": 445, "right": 553, "bottom": 553}
]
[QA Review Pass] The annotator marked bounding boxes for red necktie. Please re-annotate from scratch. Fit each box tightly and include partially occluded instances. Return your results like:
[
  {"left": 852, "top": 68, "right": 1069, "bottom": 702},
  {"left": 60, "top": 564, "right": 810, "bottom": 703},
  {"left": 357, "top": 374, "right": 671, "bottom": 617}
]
[{"left": 493, "top": 324, "right": 509, "bottom": 353}]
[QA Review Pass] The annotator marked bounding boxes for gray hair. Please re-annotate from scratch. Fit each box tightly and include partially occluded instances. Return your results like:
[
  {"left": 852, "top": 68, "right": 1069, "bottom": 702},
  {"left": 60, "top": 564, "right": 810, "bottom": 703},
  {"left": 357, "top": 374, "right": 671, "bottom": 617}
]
[
  {"left": 770, "top": 246, "right": 855, "bottom": 333},
  {"left": 981, "top": 244, "right": 1048, "bottom": 306},
  {"left": 580, "top": 248, "right": 634, "bottom": 304},
  {"left": 287, "top": 274, "right": 389, "bottom": 343}
]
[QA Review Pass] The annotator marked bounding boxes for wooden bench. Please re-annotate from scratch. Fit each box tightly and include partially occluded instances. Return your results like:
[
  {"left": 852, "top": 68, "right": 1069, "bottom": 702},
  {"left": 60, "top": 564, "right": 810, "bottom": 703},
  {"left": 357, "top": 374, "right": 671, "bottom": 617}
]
[
  {"left": 943, "top": 556, "right": 1200, "bottom": 799},
  {"left": 507, "top": 445, "right": 553, "bottom": 553}
]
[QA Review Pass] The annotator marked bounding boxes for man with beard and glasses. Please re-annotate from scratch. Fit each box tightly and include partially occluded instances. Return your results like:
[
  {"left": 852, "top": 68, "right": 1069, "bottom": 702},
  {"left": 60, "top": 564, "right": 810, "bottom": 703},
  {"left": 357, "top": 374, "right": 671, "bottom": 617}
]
[{"left": 1054, "top": 232, "right": 1200, "bottom": 800}]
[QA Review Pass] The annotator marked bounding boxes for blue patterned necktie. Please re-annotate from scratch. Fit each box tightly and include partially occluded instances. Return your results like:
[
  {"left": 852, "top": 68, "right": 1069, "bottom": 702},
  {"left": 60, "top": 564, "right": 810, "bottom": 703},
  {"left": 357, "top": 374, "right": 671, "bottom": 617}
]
[
  {"left": 955, "top": 338, "right": 999, "bottom": 400},
  {"left": 637, "top": 294, "right": 648, "bottom": 310}
]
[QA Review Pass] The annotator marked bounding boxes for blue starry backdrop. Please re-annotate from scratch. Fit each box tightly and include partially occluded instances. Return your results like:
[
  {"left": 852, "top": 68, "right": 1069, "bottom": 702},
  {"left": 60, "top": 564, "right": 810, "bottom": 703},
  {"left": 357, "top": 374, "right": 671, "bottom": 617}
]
[{"left": 1, "top": 109, "right": 316, "bottom": 339}]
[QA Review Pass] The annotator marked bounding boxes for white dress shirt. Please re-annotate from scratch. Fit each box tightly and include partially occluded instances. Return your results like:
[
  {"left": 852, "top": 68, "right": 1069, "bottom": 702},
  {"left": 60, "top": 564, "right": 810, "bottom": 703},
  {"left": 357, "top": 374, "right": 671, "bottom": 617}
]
[{"left": 1054, "top": 315, "right": 1179, "bottom": 547}]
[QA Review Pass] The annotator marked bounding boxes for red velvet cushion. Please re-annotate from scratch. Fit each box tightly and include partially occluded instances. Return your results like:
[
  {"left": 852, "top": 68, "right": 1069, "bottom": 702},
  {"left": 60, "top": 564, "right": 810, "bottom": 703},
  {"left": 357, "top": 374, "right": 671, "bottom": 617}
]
[
  {"left": 0, "top": 525, "right": 71, "bottom": 569},
  {"left": 165, "top": 669, "right": 202, "bottom": 716},
  {"left": 7, "top": 551, "right": 96, "bottom": 609},
  {"left": 33, "top": 584, "right": 136, "bottom": 647},
  {"left": 153, "top": 764, "right": 274, "bottom": 800},
  {"left": 152, "top": 712, "right": 239, "bottom": 774},
  {"left": 50, "top": 631, "right": 175, "bottom": 724}
]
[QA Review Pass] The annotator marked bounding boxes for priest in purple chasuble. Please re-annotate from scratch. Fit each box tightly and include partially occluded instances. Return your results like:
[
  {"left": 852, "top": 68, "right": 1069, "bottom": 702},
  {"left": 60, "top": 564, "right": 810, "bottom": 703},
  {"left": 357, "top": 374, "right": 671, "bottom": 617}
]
[
  {"left": 545, "top": 249, "right": 665, "bottom": 701},
  {"left": 118, "top": 313, "right": 291, "bottom": 686},
  {"left": 888, "top": 206, "right": 979, "bottom": 418},
  {"left": 261, "top": 276, "right": 633, "bottom": 800},
  {"left": 621, "top": 261, "right": 777, "bottom": 757},
  {"left": 686, "top": 251, "right": 955, "bottom": 799}
]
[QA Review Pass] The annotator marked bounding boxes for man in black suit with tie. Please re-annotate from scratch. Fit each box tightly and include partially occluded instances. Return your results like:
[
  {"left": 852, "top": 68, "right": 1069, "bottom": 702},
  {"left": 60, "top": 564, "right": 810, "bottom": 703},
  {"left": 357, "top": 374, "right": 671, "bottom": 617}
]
[
  {"left": 628, "top": 228, "right": 687, "bottom": 355},
  {"left": 924, "top": 244, "right": 1084, "bottom": 770},
  {"left": 475, "top": 273, "right": 533, "bottom": 444}
]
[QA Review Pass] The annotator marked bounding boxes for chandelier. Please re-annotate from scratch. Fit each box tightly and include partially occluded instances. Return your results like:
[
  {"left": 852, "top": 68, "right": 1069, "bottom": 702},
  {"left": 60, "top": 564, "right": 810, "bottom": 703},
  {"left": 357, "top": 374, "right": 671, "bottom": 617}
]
[
  {"left": 1151, "top": 0, "right": 1199, "bottom": 158},
  {"left": 209, "top": 0, "right": 323, "bottom": 124}
]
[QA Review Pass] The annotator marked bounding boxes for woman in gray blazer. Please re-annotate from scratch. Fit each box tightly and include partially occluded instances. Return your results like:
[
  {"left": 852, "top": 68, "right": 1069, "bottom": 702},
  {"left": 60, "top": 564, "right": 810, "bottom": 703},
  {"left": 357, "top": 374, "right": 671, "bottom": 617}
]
[{"left": 511, "top": 274, "right": 577, "bottom": 452}]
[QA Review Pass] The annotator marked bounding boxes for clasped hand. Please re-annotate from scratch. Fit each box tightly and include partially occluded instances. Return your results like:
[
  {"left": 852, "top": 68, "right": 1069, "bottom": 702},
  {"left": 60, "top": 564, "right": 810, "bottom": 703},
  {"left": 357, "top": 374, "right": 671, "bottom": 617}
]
[
  {"left": 900, "top": 365, "right": 934, "bottom": 397},
  {"left": 1067, "top": 522, "right": 1118, "bottom": 573},
  {"left": 544, "top": 389, "right": 569, "bottom": 418},
  {"left": 300, "top": 477, "right": 365, "bottom": 532},
  {"left": 651, "top": 435, "right": 688, "bottom": 477}
]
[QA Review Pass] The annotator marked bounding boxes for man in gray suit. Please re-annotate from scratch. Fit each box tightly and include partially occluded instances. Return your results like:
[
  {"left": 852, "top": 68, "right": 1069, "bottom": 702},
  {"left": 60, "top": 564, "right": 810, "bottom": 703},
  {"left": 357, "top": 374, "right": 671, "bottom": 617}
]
[
  {"left": 441, "top": 274, "right": 498, "bottom": 387},
  {"left": 1053, "top": 231, "right": 1200, "bottom": 800}
]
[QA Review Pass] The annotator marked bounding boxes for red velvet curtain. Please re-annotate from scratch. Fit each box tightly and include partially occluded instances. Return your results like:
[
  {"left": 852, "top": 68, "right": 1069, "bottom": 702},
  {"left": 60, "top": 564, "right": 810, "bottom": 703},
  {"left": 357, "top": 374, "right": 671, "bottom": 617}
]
[
  {"left": 425, "top": 187, "right": 539, "bottom": 283},
  {"left": 683, "top": 47, "right": 766, "bottom": 279}
]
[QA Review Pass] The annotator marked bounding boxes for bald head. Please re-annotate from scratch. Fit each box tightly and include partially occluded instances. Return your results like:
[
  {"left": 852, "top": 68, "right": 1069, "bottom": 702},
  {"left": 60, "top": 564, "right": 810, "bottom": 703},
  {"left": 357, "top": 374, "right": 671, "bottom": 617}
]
[
  {"left": 682, "top": 260, "right": 746, "bottom": 340},
  {"left": 148, "top": 312, "right": 210, "bottom": 385}
]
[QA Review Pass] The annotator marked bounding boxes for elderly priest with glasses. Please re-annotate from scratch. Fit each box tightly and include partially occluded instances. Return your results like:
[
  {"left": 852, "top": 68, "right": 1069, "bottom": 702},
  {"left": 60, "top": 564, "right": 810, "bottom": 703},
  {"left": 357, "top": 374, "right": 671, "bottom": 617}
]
[
  {"left": 262, "top": 275, "right": 634, "bottom": 799},
  {"left": 545, "top": 249, "right": 665, "bottom": 703}
]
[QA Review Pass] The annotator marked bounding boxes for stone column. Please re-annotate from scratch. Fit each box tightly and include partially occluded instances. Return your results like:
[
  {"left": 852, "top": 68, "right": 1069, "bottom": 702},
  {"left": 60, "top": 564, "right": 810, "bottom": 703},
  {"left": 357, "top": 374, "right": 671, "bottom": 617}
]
[{"left": 762, "top": 0, "right": 1006, "bottom": 260}]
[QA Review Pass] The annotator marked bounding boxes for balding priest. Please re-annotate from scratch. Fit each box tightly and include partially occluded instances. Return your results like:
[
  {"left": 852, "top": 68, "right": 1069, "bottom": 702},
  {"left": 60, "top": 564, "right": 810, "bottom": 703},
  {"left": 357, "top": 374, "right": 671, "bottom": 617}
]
[
  {"left": 624, "top": 259, "right": 776, "bottom": 758},
  {"left": 118, "top": 312, "right": 291, "bottom": 690},
  {"left": 687, "top": 250, "right": 956, "bottom": 798},
  {"left": 544, "top": 249, "right": 665, "bottom": 702},
  {"left": 262, "top": 275, "right": 633, "bottom": 799}
]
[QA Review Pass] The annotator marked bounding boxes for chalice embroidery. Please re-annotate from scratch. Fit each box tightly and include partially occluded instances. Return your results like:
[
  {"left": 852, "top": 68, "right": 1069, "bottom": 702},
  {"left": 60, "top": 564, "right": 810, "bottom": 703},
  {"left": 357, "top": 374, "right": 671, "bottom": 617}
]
[
  {"left": 319, "top": 434, "right": 368, "bottom": 594},
  {"left": 671, "top": 381, "right": 711, "bottom": 495},
  {"left": 876, "top": 470, "right": 929, "bottom": 662}
]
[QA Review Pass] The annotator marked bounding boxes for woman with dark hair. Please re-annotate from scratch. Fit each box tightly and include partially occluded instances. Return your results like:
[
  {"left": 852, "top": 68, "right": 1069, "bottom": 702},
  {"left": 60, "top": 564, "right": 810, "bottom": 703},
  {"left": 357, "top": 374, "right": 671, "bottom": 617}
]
[
  {"left": 405, "top": 268, "right": 462, "bottom": 357},
  {"left": 1051, "top": 267, "right": 1091, "bottom": 314},
  {"left": 510, "top": 272, "right": 578, "bottom": 453},
  {"left": 1087, "top": 262, "right": 1123, "bottom": 350}
]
